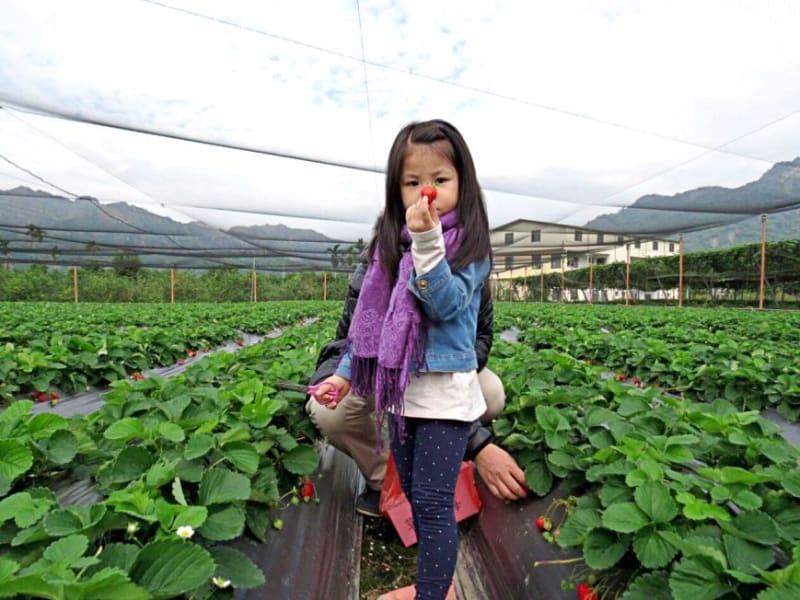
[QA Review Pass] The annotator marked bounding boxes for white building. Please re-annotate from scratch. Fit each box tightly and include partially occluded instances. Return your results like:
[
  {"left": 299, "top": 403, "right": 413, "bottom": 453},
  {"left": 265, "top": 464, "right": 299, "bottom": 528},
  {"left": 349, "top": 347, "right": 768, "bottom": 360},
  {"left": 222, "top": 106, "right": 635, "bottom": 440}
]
[{"left": 490, "top": 219, "right": 679, "bottom": 302}]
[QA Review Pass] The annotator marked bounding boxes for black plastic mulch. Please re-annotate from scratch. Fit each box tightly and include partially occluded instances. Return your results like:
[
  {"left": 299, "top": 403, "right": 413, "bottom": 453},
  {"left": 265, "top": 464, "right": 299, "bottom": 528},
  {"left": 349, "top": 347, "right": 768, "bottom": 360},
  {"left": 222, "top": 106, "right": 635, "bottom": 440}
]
[
  {"left": 456, "top": 480, "right": 581, "bottom": 600},
  {"left": 232, "top": 443, "right": 362, "bottom": 600}
]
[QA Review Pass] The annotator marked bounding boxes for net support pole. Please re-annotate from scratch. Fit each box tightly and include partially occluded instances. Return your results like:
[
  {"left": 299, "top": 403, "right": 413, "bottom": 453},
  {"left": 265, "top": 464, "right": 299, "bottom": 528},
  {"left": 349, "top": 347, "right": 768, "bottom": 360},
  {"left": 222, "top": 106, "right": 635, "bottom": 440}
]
[
  {"left": 625, "top": 244, "right": 631, "bottom": 306},
  {"left": 72, "top": 266, "right": 78, "bottom": 303},
  {"left": 323, "top": 272, "right": 328, "bottom": 301},
  {"left": 252, "top": 258, "right": 257, "bottom": 303},
  {"left": 524, "top": 265, "right": 529, "bottom": 301},
  {"left": 678, "top": 234, "right": 684, "bottom": 308},
  {"left": 540, "top": 265, "right": 544, "bottom": 303},
  {"left": 561, "top": 241, "right": 566, "bottom": 303},
  {"left": 588, "top": 255, "right": 594, "bottom": 304},
  {"left": 759, "top": 213, "right": 767, "bottom": 310},
  {"left": 170, "top": 268, "right": 175, "bottom": 304}
]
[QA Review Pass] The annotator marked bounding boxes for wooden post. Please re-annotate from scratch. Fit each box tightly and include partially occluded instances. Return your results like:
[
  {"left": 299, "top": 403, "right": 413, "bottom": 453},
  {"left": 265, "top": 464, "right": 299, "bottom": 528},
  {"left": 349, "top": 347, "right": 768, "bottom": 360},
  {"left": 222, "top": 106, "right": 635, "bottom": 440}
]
[
  {"left": 540, "top": 265, "right": 544, "bottom": 303},
  {"left": 323, "top": 272, "right": 328, "bottom": 301},
  {"left": 523, "top": 265, "right": 529, "bottom": 301},
  {"left": 625, "top": 244, "right": 631, "bottom": 305},
  {"left": 250, "top": 258, "right": 257, "bottom": 302},
  {"left": 678, "top": 234, "right": 684, "bottom": 307},
  {"left": 759, "top": 213, "right": 767, "bottom": 310},
  {"left": 72, "top": 266, "right": 78, "bottom": 303},
  {"left": 170, "top": 268, "right": 175, "bottom": 304},
  {"left": 560, "top": 242, "right": 566, "bottom": 303},
  {"left": 588, "top": 256, "right": 594, "bottom": 304}
]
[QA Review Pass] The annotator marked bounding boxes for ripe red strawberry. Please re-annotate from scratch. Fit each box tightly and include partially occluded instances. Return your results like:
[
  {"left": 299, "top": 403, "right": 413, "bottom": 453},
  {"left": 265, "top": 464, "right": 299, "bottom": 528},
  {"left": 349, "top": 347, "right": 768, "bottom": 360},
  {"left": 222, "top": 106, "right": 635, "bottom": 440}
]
[
  {"left": 300, "top": 479, "right": 314, "bottom": 500},
  {"left": 421, "top": 185, "right": 437, "bottom": 204},
  {"left": 535, "top": 516, "right": 545, "bottom": 531},
  {"left": 235, "top": 339, "right": 244, "bottom": 347},
  {"left": 50, "top": 391, "right": 59, "bottom": 401},
  {"left": 34, "top": 391, "right": 47, "bottom": 403},
  {"left": 577, "top": 583, "right": 599, "bottom": 600}
]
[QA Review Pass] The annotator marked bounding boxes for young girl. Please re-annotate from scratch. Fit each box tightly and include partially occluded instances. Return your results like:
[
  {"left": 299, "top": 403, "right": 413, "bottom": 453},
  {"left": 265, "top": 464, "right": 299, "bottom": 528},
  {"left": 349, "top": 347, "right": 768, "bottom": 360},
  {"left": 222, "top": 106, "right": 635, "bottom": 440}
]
[{"left": 311, "top": 119, "right": 491, "bottom": 600}]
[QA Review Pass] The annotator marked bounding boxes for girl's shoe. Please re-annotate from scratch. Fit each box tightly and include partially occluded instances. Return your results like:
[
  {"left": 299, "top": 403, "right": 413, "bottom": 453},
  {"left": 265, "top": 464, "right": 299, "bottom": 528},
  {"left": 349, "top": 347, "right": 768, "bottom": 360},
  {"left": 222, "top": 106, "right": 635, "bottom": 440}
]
[{"left": 377, "top": 581, "right": 456, "bottom": 600}]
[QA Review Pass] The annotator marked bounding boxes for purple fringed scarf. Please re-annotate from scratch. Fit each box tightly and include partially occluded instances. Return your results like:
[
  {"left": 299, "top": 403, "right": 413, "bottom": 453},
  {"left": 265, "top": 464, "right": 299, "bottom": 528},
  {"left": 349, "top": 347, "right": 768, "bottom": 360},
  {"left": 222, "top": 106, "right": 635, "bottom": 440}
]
[{"left": 347, "top": 210, "right": 463, "bottom": 447}]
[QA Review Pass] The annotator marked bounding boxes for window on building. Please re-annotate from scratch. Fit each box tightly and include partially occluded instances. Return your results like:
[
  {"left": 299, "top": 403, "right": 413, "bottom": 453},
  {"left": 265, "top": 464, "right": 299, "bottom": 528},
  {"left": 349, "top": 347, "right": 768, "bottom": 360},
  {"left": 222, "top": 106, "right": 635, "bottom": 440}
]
[
  {"left": 597, "top": 233, "right": 604, "bottom": 244},
  {"left": 617, "top": 235, "right": 624, "bottom": 244},
  {"left": 550, "top": 255, "right": 561, "bottom": 269},
  {"left": 530, "top": 230, "right": 541, "bottom": 242},
  {"left": 652, "top": 241, "right": 659, "bottom": 251},
  {"left": 531, "top": 255, "right": 542, "bottom": 269},
  {"left": 504, "top": 232, "right": 514, "bottom": 245},
  {"left": 595, "top": 256, "right": 607, "bottom": 265},
  {"left": 567, "top": 253, "right": 579, "bottom": 268},
  {"left": 504, "top": 255, "right": 513, "bottom": 270},
  {"left": 634, "top": 239, "right": 641, "bottom": 249},
  {"left": 574, "top": 231, "right": 583, "bottom": 242},
  {"left": 669, "top": 242, "right": 675, "bottom": 252}
]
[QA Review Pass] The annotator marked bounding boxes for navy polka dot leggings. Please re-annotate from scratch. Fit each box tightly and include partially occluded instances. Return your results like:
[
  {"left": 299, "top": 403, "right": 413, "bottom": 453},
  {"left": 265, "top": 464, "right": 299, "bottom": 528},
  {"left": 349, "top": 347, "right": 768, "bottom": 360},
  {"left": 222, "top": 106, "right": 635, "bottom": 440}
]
[{"left": 390, "top": 417, "right": 470, "bottom": 600}]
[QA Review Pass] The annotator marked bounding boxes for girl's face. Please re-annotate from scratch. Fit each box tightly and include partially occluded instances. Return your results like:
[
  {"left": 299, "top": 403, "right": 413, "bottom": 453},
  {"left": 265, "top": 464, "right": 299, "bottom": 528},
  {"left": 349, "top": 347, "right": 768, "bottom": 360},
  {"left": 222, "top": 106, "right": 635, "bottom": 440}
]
[{"left": 400, "top": 143, "right": 459, "bottom": 216}]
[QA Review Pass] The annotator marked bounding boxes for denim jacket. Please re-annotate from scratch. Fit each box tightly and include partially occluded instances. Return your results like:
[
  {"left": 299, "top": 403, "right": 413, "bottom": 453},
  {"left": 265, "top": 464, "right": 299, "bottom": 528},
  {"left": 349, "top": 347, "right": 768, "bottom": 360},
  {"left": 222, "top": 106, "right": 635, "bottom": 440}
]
[{"left": 336, "top": 252, "right": 490, "bottom": 378}]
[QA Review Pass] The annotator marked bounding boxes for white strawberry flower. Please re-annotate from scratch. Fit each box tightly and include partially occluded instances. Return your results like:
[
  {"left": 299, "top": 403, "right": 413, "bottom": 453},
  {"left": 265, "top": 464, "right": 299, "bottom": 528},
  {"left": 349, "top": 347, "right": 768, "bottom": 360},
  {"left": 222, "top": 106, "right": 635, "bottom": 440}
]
[
  {"left": 126, "top": 522, "right": 139, "bottom": 534},
  {"left": 212, "top": 577, "right": 232, "bottom": 589},
  {"left": 176, "top": 525, "right": 195, "bottom": 540}
]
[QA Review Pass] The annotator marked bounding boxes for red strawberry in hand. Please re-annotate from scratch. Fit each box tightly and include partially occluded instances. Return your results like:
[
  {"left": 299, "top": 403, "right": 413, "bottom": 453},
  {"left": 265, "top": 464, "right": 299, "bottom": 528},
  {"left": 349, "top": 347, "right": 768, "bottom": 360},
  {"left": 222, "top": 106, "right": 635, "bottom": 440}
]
[{"left": 421, "top": 185, "right": 437, "bottom": 205}]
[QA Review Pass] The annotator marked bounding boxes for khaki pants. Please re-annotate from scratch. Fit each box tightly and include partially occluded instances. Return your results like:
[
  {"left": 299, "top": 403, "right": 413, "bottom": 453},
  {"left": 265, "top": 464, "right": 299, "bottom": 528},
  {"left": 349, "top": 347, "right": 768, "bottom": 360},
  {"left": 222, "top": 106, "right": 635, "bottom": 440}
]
[{"left": 305, "top": 368, "right": 505, "bottom": 491}]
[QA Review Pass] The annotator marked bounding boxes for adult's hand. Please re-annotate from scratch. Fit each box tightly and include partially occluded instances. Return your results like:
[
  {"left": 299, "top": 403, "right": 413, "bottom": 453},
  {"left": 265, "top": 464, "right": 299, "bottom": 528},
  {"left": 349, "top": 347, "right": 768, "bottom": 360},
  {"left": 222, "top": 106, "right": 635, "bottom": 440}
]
[{"left": 473, "top": 443, "right": 528, "bottom": 501}]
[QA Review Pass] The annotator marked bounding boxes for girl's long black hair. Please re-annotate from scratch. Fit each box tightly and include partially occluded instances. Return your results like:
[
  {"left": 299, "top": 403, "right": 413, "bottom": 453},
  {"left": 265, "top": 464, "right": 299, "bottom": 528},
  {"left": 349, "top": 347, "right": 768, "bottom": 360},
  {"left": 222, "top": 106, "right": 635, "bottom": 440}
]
[{"left": 370, "top": 119, "right": 492, "bottom": 280}]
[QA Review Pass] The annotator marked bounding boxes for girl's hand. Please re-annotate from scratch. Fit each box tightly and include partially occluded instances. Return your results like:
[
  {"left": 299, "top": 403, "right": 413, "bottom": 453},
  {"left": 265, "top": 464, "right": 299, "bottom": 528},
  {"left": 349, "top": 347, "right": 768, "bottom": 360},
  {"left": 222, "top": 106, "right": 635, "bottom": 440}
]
[
  {"left": 308, "top": 375, "right": 350, "bottom": 409},
  {"left": 405, "top": 194, "right": 439, "bottom": 233}
]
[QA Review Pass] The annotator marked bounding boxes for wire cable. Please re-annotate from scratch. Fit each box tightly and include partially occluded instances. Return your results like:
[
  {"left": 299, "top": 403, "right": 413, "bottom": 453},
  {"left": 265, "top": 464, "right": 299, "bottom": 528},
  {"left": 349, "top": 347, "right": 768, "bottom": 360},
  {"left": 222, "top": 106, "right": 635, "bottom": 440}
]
[{"left": 135, "top": 0, "right": 789, "bottom": 165}]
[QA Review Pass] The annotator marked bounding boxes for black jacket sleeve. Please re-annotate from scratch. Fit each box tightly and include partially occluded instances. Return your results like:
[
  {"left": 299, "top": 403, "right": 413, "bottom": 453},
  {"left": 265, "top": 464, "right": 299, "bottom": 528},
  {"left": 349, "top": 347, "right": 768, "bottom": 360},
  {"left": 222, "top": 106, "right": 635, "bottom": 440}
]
[
  {"left": 475, "top": 284, "right": 493, "bottom": 372},
  {"left": 464, "top": 420, "right": 493, "bottom": 461},
  {"left": 309, "top": 251, "right": 369, "bottom": 386}
]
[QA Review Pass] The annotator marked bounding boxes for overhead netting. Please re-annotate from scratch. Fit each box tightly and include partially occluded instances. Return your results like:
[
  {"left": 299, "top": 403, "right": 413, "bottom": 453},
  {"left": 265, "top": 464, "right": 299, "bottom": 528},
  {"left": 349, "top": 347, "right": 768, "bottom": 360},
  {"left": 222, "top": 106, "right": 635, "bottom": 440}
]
[{"left": 0, "top": 0, "right": 799, "bottom": 296}]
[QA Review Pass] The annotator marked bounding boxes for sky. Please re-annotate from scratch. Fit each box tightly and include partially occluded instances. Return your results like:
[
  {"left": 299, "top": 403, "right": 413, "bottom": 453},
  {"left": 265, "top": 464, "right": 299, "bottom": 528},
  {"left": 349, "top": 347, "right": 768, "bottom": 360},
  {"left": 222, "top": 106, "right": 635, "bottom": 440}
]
[{"left": 1, "top": 0, "right": 799, "bottom": 242}]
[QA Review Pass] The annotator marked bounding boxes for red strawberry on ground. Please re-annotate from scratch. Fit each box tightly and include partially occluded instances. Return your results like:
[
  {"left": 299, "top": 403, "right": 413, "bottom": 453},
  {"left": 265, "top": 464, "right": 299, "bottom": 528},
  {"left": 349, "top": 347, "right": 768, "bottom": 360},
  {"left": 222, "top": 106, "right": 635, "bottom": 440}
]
[
  {"left": 421, "top": 185, "right": 437, "bottom": 205},
  {"left": 535, "top": 516, "right": 546, "bottom": 531},
  {"left": 34, "top": 391, "right": 47, "bottom": 403},
  {"left": 50, "top": 391, "right": 59, "bottom": 401}
]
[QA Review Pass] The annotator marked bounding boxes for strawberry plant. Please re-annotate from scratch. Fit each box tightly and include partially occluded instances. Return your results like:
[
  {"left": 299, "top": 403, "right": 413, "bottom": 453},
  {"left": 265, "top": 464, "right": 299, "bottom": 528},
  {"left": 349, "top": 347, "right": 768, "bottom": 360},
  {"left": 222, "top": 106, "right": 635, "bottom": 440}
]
[
  {"left": 488, "top": 320, "right": 800, "bottom": 599},
  {"left": 0, "top": 305, "right": 341, "bottom": 596}
]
